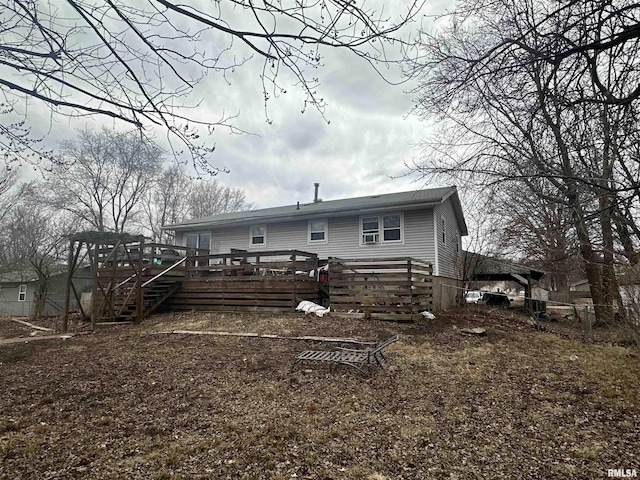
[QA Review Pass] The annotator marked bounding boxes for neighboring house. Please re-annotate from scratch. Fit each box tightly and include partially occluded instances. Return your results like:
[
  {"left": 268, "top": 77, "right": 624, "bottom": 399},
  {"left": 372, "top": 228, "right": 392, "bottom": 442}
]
[
  {"left": 164, "top": 186, "right": 468, "bottom": 279},
  {"left": 0, "top": 266, "right": 92, "bottom": 318},
  {"left": 569, "top": 279, "right": 591, "bottom": 292}
]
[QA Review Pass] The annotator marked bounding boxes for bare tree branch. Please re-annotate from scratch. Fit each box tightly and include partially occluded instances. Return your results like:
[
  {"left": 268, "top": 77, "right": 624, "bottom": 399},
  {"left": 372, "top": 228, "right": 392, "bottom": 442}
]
[
  {"left": 0, "top": 0, "right": 423, "bottom": 174},
  {"left": 409, "top": 0, "right": 640, "bottom": 324}
]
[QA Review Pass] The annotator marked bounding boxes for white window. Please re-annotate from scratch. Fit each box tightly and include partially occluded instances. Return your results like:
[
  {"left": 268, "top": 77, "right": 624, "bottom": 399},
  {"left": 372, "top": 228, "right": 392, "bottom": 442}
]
[
  {"left": 309, "top": 219, "right": 328, "bottom": 243},
  {"left": 361, "top": 214, "right": 402, "bottom": 244},
  {"left": 250, "top": 225, "right": 266, "bottom": 246},
  {"left": 441, "top": 218, "right": 446, "bottom": 243},
  {"left": 18, "top": 284, "right": 27, "bottom": 302}
]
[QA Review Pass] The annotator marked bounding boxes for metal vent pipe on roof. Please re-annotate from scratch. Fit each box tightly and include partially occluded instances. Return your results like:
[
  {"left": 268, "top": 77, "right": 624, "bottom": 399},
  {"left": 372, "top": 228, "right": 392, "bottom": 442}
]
[{"left": 314, "top": 183, "right": 320, "bottom": 203}]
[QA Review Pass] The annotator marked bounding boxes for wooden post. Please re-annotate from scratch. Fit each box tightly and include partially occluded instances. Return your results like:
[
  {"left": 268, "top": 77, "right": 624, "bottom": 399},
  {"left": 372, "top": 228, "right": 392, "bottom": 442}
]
[
  {"left": 583, "top": 306, "right": 593, "bottom": 343},
  {"left": 62, "top": 240, "right": 74, "bottom": 333},
  {"left": 111, "top": 241, "right": 119, "bottom": 285},
  {"left": 90, "top": 242, "right": 98, "bottom": 330},
  {"left": 136, "top": 239, "right": 144, "bottom": 323},
  {"left": 291, "top": 252, "right": 297, "bottom": 308},
  {"left": 407, "top": 258, "right": 413, "bottom": 318}
]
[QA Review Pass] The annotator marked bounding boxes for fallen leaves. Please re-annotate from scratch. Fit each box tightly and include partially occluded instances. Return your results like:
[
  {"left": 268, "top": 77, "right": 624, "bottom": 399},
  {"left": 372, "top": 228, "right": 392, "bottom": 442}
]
[{"left": 0, "top": 308, "right": 638, "bottom": 479}]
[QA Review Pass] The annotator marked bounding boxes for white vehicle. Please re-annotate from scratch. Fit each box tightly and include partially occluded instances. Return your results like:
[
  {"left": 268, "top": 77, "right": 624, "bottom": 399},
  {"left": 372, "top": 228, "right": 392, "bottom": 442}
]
[{"left": 465, "top": 290, "right": 483, "bottom": 304}]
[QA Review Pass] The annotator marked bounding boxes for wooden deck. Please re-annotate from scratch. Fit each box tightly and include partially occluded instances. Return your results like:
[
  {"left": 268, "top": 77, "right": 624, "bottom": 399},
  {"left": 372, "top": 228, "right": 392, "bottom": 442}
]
[
  {"left": 166, "top": 250, "right": 321, "bottom": 312},
  {"left": 66, "top": 235, "right": 434, "bottom": 325}
]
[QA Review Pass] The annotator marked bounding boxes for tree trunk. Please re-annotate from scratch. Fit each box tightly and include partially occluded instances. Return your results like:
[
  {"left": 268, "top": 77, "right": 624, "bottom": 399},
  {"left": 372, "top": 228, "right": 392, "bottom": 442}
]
[
  {"left": 600, "top": 195, "right": 625, "bottom": 322},
  {"left": 567, "top": 190, "right": 608, "bottom": 323}
]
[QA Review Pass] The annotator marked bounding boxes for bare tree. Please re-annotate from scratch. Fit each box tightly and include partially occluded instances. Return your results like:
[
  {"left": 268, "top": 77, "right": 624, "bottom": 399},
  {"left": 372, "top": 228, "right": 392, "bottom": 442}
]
[
  {"left": 141, "top": 165, "right": 252, "bottom": 243},
  {"left": 0, "top": 193, "right": 80, "bottom": 316},
  {"left": 1, "top": 0, "right": 423, "bottom": 173},
  {"left": 0, "top": 165, "right": 23, "bottom": 224},
  {"left": 39, "top": 128, "right": 162, "bottom": 233},
  {"left": 491, "top": 183, "right": 582, "bottom": 293},
  {"left": 455, "top": 190, "right": 506, "bottom": 290},
  {"left": 141, "top": 165, "right": 192, "bottom": 244},
  {"left": 187, "top": 180, "right": 252, "bottom": 220},
  {"left": 408, "top": 0, "right": 640, "bottom": 323}
]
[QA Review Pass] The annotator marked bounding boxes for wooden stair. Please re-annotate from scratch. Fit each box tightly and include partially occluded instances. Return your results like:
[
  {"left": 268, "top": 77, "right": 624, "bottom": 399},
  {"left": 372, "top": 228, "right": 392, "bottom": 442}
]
[{"left": 111, "top": 279, "right": 181, "bottom": 322}]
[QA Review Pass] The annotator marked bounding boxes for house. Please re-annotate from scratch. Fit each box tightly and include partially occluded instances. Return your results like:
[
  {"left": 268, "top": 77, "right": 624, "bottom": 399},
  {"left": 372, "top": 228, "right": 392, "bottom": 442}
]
[
  {"left": 164, "top": 186, "right": 468, "bottom": 281},
  {"left": 55, "top": 187, "right": 465, "bottom": 326},
  {"left": 569, "top": 279, "right": 590, "bottom": 292},
  {"left": 0, "top": 265, "right": 92, "bottom": 318}
]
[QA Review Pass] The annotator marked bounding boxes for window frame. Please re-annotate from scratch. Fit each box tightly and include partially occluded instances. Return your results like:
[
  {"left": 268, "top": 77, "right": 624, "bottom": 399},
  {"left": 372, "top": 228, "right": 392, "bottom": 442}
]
[
  {"left": 18, "top": 284, "right": 27, "bottom": 302},
  {"left": 441, "top": 217, "right": 446, "bottom": 243},
  {"left": 361, "top": 216, "right": 380, "bottom": 244},
  {"left": 185, "top": 232, "right": 211, "bottom": 253},
  {"left": 249, "top": 225, "right": 266, "bottom": 247},
  {"left": 308, "top": 219, "right": 328, "bottom": 244},
  {"left": 185, "top": 232, "right": 211, "bottom": 267},
  {"left": 382, "top": 214, "right": 402, "bottom": 242},
  {"left": 360, "top": 213, "right": 403, "bottom": 245}
]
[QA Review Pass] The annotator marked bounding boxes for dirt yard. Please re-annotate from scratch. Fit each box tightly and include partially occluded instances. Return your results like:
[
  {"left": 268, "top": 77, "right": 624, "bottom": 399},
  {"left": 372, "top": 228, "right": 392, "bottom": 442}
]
[{"left": 1, "top": 308, "right": 638, "bottom": 479}]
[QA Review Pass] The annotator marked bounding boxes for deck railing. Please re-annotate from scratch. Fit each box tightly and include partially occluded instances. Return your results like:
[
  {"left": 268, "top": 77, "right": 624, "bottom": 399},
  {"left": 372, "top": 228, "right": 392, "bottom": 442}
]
[
  {"left": 182, "top": 249, "right": 319, "bottom": 279},
  {"left": 328, "top": 257, "right": 433, "bottom": 321},
  {"left": 166, "top": 250, "right": 321, "bottom": 312},
  {"left": 96, "top": 242, "right": 206, "bottom": 271},
  {"left": 93, "top": 244, "right": 433, "bottom": 318}
]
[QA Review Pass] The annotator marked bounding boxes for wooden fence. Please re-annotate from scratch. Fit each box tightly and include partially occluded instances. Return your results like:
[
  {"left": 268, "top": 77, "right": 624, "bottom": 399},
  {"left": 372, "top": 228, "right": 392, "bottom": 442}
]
[
  {"left": 328, "top": 257, "right": 433, "bottom": 321},
  {"left": 549, "top": 291, "right": 593, "bottom": 304},
  {"left": 166, "top": 250, "right": 320, "bottom": 312}
]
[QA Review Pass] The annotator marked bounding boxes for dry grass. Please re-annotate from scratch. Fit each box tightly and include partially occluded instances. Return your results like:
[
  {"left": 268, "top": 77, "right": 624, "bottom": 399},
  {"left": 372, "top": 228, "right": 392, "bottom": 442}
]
[{"left": 0, "top": 308, "right": 639, "bottom": 479}]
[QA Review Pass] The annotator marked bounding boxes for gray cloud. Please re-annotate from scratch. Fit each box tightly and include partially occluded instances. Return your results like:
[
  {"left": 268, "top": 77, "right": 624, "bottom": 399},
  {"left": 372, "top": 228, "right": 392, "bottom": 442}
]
[{"left": 11, "top": 0, "right": 443, "bottom": 212}]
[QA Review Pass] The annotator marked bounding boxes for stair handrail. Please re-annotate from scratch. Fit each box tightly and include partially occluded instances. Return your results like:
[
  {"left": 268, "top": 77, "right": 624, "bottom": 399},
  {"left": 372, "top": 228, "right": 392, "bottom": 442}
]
[
  {"left": 115, "top": 271, "right": 139, "bottom": 289},
  {"left": 142, "top": 257, "right": 187, "bottom": 288}
]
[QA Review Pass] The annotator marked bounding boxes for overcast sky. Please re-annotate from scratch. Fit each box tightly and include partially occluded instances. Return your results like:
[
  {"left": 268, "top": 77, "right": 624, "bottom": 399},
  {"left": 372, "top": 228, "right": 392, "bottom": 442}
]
[
  {"left": 14, "top": 0, "right": 451, "bottom": 210},
  {"left": 210, "top": 51, "right": 429, "bottom": 209}
]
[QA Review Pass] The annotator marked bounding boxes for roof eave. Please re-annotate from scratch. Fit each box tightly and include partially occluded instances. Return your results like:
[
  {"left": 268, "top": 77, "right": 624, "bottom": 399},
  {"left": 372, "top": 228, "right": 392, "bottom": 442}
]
[{"left": 164, "top": 198, "right": 449, "bottom": 231}]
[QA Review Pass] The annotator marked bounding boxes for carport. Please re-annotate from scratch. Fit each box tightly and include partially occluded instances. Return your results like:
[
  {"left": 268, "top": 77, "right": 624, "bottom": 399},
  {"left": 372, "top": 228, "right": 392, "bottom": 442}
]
[{"left": 468, "top": 255, "right": 545, "bottom": 308}]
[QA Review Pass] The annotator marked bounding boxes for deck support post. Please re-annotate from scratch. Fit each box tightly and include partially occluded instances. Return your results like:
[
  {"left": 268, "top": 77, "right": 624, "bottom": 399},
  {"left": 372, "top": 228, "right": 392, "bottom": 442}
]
[
  {"left": 291, "top": 253, "right": 297, "bottom": 308},
  {"left": 62, "top": 240, "right": 74, "bottom": 333},
  {"left": 136, "top": 238, "right": 145, "bottom": 323}
]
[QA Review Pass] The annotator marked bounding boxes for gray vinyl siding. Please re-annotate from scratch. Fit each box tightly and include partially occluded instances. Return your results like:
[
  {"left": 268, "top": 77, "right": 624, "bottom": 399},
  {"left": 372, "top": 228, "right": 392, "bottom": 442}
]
[
  {"left": 0, "top": 282, "right": 34, "bottom": 317},
  {"left": 40, "top": 277, "right": 91, "bottom": 316},
  {"left": 434, "top": 199, "right": 463, "bottom": 278},
  {"left": 0, "top": 274, "right": 91, "bottom": 318},
  {"left": 177, "top": 208, "right": 436, "bottom": 263}
]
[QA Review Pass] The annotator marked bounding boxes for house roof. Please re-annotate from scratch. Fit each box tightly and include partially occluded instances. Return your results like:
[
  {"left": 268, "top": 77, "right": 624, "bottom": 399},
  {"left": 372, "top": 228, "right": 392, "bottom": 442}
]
[
  {"left": 164, "top": 186, "right": 468, "bottom": 235},
  {"left": 0, "top": 270, "right": 40, "bottom": 283},
  {"left": 0, "top": 264, "right": 91, "bottom": 284},
  {"left": 68, "top": 231, "right": 146, "bottom": 244},
  {"left": 0, "top": 265, "right": 67, "bottom": 283}
]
